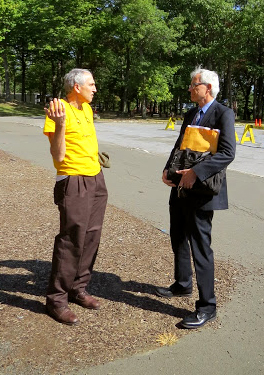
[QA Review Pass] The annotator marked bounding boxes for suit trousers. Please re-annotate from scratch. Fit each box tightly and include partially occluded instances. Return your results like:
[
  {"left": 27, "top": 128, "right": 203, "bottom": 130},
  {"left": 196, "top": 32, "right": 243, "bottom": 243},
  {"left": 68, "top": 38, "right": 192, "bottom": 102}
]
[
  {"left": 170, "top": 198, "right": 216, "bottom": 313},
  {"left": 46, "top": 171, "right": 108, "bottom": 308}
]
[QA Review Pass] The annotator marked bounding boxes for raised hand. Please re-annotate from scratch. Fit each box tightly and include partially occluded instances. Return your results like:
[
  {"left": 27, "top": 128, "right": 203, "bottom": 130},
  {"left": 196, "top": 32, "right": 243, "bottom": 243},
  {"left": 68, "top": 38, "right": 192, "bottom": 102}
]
[{"left": 44, "top": 98, "right": 66, "bottom": 127}]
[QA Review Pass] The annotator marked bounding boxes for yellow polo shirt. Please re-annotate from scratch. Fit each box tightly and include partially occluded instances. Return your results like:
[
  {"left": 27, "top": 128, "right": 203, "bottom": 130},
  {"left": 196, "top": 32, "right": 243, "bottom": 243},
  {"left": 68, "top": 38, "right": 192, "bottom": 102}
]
[{"left": 44, "top": 99, "right": 101, "bottom": 176}]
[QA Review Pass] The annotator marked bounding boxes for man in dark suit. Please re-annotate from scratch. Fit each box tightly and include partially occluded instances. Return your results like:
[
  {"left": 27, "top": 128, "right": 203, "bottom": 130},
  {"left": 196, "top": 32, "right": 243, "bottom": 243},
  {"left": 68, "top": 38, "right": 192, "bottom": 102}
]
[{"left": 156, "top": 67, "right": 236, "bottom": 329}]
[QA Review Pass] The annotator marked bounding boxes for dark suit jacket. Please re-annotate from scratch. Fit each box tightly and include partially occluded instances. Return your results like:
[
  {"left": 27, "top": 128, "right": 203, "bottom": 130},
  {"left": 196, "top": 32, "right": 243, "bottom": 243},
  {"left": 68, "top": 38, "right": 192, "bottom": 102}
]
[{"left": 166, "top": 100, "right": 236, "bottom": 211}]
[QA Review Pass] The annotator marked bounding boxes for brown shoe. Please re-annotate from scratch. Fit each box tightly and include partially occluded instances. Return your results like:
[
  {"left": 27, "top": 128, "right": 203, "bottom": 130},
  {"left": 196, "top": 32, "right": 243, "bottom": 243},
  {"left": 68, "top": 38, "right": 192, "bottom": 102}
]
[
  {"left": 46, "top": 305, "right": 79, "bottom": 325},
  {"left": 72, "top": 291, "right": 100, "bottom": 310}
]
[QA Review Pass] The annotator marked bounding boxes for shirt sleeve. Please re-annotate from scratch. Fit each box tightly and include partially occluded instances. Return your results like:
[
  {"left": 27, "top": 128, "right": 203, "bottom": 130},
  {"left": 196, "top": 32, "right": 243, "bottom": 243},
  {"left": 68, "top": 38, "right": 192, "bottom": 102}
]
[{"left": 43, "top": 116, "right": 55, "bottom": 136}]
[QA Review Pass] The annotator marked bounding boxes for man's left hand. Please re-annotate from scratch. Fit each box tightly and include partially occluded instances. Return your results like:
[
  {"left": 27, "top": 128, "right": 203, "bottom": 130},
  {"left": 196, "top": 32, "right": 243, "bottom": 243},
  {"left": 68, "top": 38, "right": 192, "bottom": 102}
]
[{"left": 177, "top": 168, "right": 197, "bottom": 189}]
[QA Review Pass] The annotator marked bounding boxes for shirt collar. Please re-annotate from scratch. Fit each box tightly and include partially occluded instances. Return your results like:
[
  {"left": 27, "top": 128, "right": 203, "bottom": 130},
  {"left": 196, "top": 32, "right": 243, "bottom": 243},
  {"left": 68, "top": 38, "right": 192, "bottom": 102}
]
[{"left": 199, "top": 99, "right": 215, "bottom": 114}]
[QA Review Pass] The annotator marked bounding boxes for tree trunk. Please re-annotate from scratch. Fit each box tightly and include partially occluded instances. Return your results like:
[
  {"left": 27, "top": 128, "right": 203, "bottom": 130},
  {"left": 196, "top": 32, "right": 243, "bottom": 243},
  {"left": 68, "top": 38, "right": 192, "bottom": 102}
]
[
  {"left": 243, "top": 86, "right": 252, "bottom": 120},
  {"left": 76, "top": 46, "right": 84, "bottom": 67},
  {"left": 21, "top": 50, "right": 26, "bottom": 102},
  {"left": 149, "top": 101, "right": 153, "bottom": 116},
  {"left": 256, "top": 77, "right": 263, "bottom": 119},
  {"left": 3, "top": 50, "right": 11, "bottom": 102},
  {"left": 136, "top": 98, "right": 140, "bottom": 114},
  {"left": 120, "top": 86, "right": 128, "bottom": 113},
  {"left": 253, "top": 78, "right": 257, "bottom": 120},
  {"left": 227, "top": 63, "right": 232, "bottom": 109},
  {"left": 57, "top": 60, "right": 64, "bottom": 98},
  {"left": 14, "top": 74, "right": 16, "bottom": 100},
  {"left": 179, "top": 97, "right": 183, "bottom": 116},
  {"left": 253, "top": 47, "right": 264, "bottom": 120},
  {"left": 52, "top": 61, "right": 56, "bottom": 98},
  {"left": 222, "top": 62, "right": 232, "bottom": 107},
  {"left": 51, "top": 60, "right": 64, "bottom": 98},
  {"left": 159, "top": 103, "right": 162, "bottom": 117},
  {"left": 141, "top": 96, "right": 147, "bottom": 119}
]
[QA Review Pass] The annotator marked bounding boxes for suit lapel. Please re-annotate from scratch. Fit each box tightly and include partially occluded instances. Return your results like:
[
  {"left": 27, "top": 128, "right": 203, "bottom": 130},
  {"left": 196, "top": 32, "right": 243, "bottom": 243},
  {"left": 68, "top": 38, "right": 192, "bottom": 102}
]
[
  {"left": 199, "top": 100, "right": 218, "bottom": 128},
  {"left": 187, "top": 107, "right": 199, "bottom": 125}
]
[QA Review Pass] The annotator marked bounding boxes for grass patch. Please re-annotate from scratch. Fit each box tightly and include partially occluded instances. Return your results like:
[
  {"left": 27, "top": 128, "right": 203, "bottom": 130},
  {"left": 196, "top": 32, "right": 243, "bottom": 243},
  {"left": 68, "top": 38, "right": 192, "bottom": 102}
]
[
  {"left": 0, "top": 101, "right": 44, "bottom": 117},
  {"left": 156, "top": 332, "right": 179, "bottom": 346}
]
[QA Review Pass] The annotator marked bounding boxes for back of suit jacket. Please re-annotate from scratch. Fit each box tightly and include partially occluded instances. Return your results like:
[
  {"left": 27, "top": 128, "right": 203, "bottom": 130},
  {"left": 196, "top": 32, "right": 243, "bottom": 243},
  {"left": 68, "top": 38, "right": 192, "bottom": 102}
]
[{"left": 166, "top": 100, "right": 236, "bottom": 211}]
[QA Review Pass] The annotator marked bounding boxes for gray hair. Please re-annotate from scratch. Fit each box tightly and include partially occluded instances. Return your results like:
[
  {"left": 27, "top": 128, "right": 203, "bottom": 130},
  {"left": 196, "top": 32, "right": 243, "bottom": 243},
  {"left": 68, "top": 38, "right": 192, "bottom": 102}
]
[
  {"left": 191, "top": 66, "right": 220, "bottom": 98},
  {"left": 64, "top": 68, "right": 92, "bottom": 94}
]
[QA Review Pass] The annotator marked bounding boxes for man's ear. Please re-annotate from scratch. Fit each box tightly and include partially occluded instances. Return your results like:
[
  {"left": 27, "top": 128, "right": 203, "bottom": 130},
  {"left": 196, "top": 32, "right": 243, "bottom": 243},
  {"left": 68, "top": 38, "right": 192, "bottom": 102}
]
[
  {"left": 74, "top": 83, "right": 81, "bottom": 93},
  {"left": 207, "top": 83, "right": 212, "bottom": 93}
]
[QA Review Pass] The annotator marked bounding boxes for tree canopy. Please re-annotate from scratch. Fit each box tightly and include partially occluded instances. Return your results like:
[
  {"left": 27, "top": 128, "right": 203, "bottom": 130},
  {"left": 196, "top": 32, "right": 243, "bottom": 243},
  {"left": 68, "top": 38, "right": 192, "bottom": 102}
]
[{"left": 0, "top": 0, "right": 263, "bottom": 119}]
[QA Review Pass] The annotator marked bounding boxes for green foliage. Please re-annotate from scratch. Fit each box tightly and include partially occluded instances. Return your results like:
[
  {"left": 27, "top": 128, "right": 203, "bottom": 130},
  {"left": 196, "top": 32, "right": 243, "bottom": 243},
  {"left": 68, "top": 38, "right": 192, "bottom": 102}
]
[
  {"left": 0, "top": 0, "right": 263, "bottom": 118},
  {"left": 90, "top": 0, "right": 183, "bottom": 110}
]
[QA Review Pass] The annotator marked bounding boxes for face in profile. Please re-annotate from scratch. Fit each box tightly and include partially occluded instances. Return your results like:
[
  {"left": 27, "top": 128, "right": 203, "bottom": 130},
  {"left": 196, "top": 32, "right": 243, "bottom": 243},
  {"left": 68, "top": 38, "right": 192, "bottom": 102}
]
[{"left": 77, "top": 73, "right": 97, "bottom": 103}]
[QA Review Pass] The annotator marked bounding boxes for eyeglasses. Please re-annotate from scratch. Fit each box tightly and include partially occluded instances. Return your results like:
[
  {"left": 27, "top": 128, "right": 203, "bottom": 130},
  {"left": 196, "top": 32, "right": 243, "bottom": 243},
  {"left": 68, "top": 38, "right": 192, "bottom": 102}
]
[{"left": 188, "top": 82, "right": 207, "bottom": 89}]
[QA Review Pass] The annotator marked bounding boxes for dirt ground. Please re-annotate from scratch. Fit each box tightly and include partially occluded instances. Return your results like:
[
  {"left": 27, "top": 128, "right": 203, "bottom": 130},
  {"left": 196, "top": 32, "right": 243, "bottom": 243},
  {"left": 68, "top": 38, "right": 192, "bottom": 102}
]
[{"left": 0, "top": 150, "right": 245, "bottom": 374}]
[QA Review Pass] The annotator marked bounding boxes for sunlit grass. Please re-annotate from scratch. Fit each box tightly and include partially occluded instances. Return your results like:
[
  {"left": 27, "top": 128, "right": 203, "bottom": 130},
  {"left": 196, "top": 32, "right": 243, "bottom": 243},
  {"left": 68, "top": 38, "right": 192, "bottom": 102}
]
[
  {"left": 156, "top": 332, "right": 178, "bottom": 346},
  {"left": 0, "top": 101, "right": 44, "bottom": 117}
]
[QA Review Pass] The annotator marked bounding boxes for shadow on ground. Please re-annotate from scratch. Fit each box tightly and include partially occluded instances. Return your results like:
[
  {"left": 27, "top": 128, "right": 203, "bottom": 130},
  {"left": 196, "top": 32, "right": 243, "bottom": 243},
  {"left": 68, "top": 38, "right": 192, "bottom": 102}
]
[{"left": 0, "top": 260, "right": 190, "bottom": 319}]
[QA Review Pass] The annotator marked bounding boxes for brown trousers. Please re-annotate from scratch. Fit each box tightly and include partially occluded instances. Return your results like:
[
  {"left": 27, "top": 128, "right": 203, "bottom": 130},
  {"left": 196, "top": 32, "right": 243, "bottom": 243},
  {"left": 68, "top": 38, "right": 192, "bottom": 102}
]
[{"left": 46, "top": 172, "right": 108, "bottom": 308}]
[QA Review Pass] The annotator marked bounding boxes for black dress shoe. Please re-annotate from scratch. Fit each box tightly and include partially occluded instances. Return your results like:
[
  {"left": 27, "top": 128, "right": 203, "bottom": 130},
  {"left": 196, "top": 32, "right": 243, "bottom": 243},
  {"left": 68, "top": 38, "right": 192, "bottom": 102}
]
[
  {"left": 180, "top": 310, "right": 216, "bottom": 329},
  {"left": 155, "top": 284, "right": 192, "bottom": 298}
]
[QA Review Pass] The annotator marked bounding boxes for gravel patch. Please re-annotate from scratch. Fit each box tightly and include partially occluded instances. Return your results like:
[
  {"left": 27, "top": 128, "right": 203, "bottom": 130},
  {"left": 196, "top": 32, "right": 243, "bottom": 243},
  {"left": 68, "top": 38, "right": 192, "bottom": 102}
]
[{"left": 0, "top": 150, "right": 245, "bottom": 374}]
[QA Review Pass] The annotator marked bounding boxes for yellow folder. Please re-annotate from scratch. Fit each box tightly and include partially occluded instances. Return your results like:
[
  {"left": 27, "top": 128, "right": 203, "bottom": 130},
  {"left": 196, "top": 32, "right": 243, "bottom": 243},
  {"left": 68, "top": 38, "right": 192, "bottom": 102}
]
[{"left": 180, "top": 125, "right": 220, "bottom": 154}]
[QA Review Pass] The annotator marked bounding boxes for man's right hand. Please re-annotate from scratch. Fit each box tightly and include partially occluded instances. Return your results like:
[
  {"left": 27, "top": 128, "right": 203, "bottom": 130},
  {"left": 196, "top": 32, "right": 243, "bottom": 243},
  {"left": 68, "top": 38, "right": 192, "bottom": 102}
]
[
  {"left": 162, "top": 169, "right": 176, "bottom": 187},
  {"left": 44, "top": 98, "right": 66, "bottom": 162},
  {"left": 44, "top": 98, "right": 66, "bottom": 128}
]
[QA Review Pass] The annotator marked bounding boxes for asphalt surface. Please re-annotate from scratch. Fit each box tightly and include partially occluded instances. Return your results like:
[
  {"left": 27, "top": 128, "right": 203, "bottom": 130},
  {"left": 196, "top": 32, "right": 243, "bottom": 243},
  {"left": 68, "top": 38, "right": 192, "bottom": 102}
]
[{"left": 0, "top": 116, "right": 263, "bottom": 375}]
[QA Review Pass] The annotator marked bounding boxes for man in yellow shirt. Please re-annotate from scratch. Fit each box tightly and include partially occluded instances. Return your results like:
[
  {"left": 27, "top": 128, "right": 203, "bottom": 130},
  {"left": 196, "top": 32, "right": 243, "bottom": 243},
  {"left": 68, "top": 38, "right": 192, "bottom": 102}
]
[{"left": 44, "top": 68, "right": 108, "bottom": 325}]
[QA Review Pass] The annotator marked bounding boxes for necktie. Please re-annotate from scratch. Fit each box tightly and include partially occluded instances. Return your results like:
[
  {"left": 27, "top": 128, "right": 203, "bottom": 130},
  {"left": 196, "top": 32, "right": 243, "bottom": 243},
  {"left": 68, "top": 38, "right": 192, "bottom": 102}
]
[{"left": 193, "top": 109, "right": 202, "bottom": 125}]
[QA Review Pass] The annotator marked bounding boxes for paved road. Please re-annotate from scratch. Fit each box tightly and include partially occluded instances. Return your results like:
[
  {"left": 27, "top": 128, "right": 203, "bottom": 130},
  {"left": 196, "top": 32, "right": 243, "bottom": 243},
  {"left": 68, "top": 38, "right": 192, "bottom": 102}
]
[{"left": 0, "top": 117, "right": 263, "bottom": 375}]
